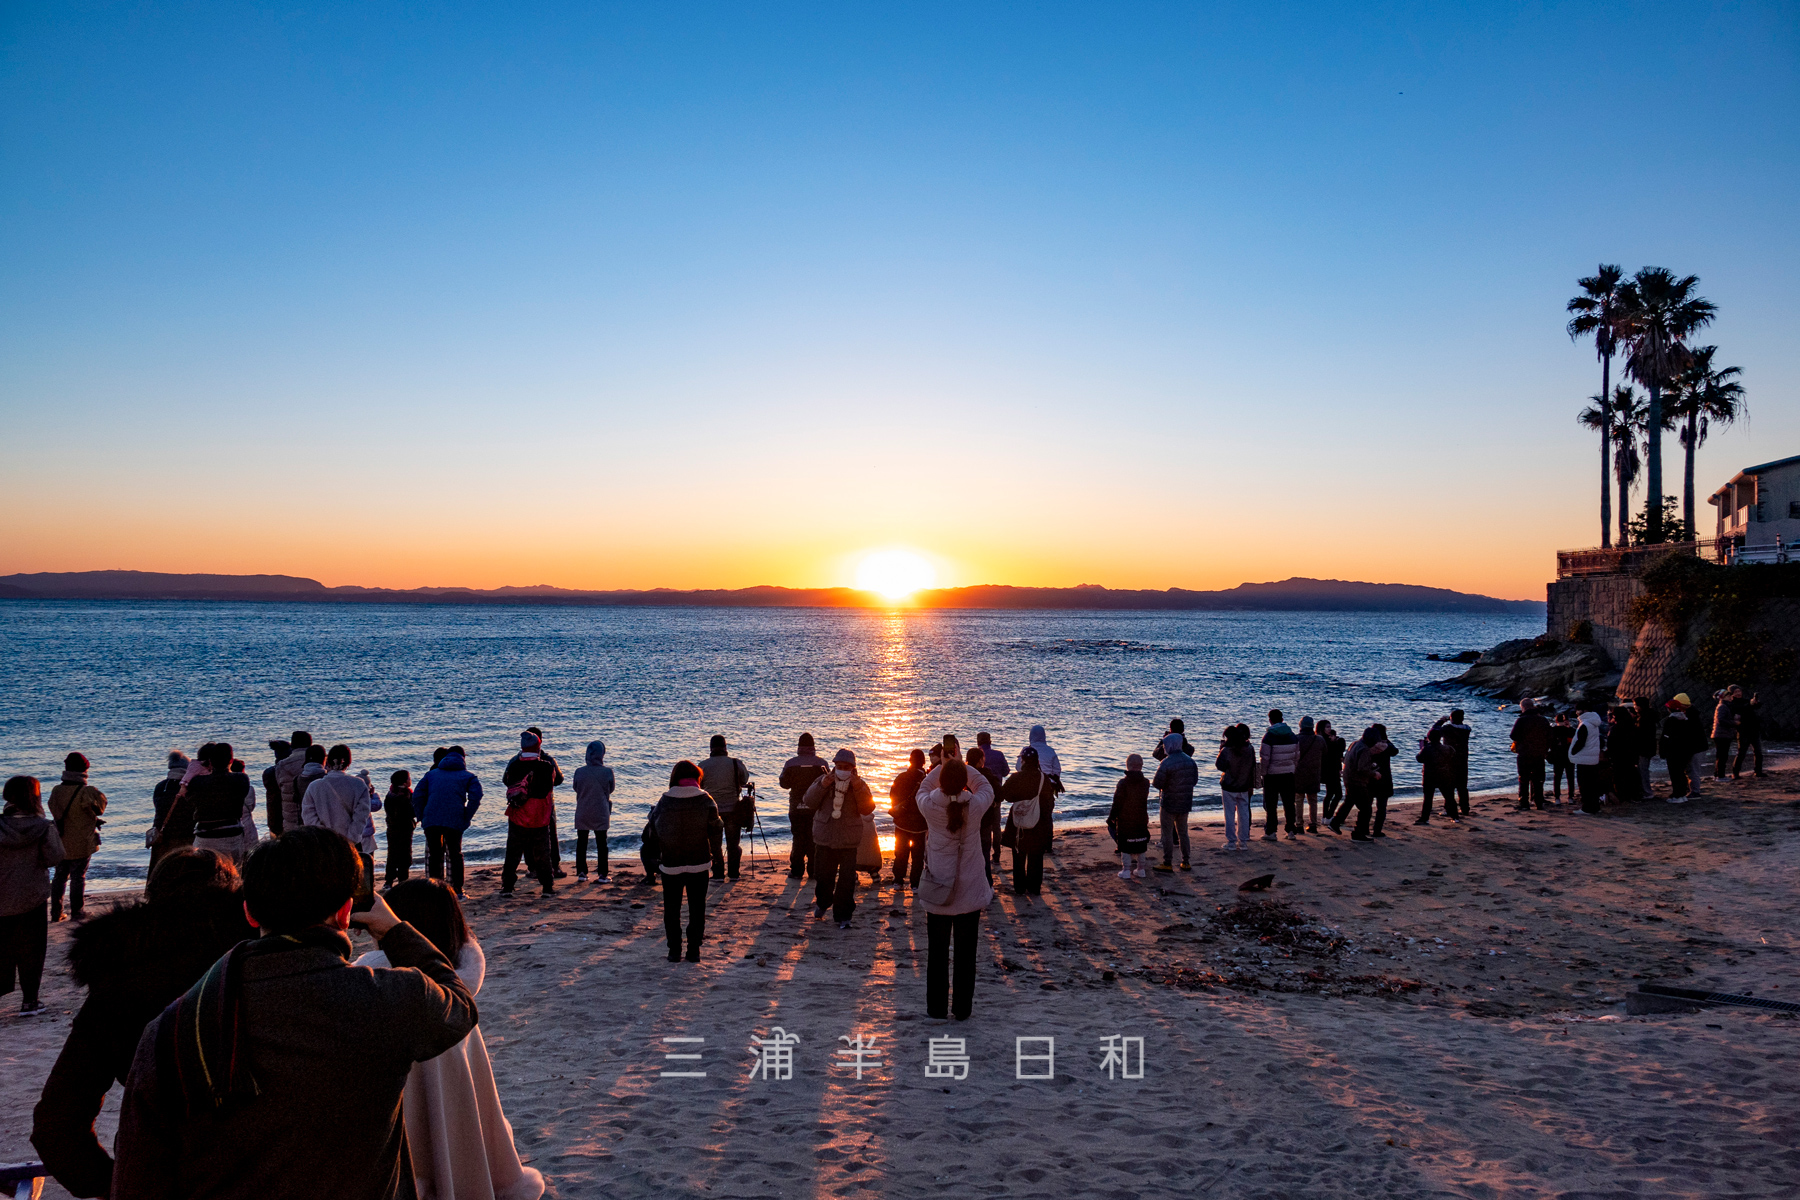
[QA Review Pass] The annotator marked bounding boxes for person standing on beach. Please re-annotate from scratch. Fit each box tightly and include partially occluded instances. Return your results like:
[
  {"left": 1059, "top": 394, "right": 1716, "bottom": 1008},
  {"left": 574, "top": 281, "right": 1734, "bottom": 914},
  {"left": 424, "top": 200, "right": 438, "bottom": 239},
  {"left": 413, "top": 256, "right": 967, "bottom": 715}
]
[
  {"left": 975, "top": 732, "right": 1010, "bottom": 784},
  {"left": 274, "top": 730, "right": 314, "bottom": 834},
  {"left": 1569, "top": 704, "right": 1606, "bottom": 814},
  {"left": 149, "top": 751, "right": 191, "bottom": 871},
  {"left": 918, "top": 761, "right": 993, "bottom": 1021},
  {"left": 508, "top": 729, "right": 566, "bottom": 878},
  {"left": 1369, "top": 724, "right": 1398, "bottom": 836},
  {"left": 1607, "top": 706, "right": 1642, "bottom": 803},
  {"left": 1659, "top": 694, "right": 1700, "bottom": 802},
  {"left": 48, "top": 753, "right": 106, "bottom": 923},
  {"left": 1710, "top": 688, "right": 1741, "bottom": 780},
  {"left": 260, "top": 741, "right": 289, "bottom": 838},
  {"left": 1153, "top": 718, "right": 1194, "bottom": 760},
  {"left": 1632, "top": 697, "right": 1659, "bottom": 797},
  {"left": 109, "top": 828, "right": 478, "bottom": 1200},
  {"left": 1509, "top": 700, "right": 1552, "bottom": 811},
  {"left": 888, "top": 749, "right": 929, "bottom": 889},
  {"left": 292, "top": 745, "right": 327, "bottom": 824},
  {"left": 1331, "top": 727, "right": 1385, "bottom": 840},
  {"left": 416, "top": 748, "right": 482, "bottom": 896},
  {"left": 31, "top": 848, "right": 252, "bottom": 1198},
  {"left": 501, "top": 733, "right": 557, "bottom": 896},
  {"left": 969, "top": 746, "right": 1004, "bottom": 875},
  {"left": 1431, "top": 710, "right": 1473, "bottom": 818},
  {"left": 1019, "top": 726, "right": 1064, "bottom": 854},
  {"left": 1, "top": 777, "right": 63, "bottom": 1016},
  {"left": 1000, "top": 747, "right": 1055, "bottom": 897},
  {"left": 1414, "top": 728, "right": 1455, "bottom": 825},
  {"left": 383, "top": 771, "right": 415, "bottom": 886},
  {"left": 1548, "top": 714, "right": 1575, "bottom": 803},
  {"left": 572, "top": 741, "right": 615, "bottom": 883},
  {"left": 1318, "top": 721, "right": 1346, "bottom": 824},
  {"left": 1151, "top": 733, "right": 1198, "bottom": 871},
  {"left": 188, "top": 743, "right": 254, "bottom": 862},
  {"left": 1259, "top": 710, "right": 1300, "bottom": 842},
  {"left": 1294, "top": 717, "right": 1325, "bottom": 834},
  {"left": 302, "top": 744, "right": 377, "bottom": 900},
  {"left": 1108, "top": 755, "right": 1151, "bottom": 877},
  {"left": 779, "top": 734, "right": 830, "bottom": 881},
  {"left": 1214, "top": 725, "right": 1256, "bottom": 850},
  {"left": 699, "top": 735, "right": 751, "bottom": 880},
  {"left": 1732, "top": 690, "right": 1765, "bottom": 778},
  {"left": 647, "top": 761, "right": 722, "bottom": 960},
  {"left": 800, "top": 750, "right": 875, "bottom": 928}
]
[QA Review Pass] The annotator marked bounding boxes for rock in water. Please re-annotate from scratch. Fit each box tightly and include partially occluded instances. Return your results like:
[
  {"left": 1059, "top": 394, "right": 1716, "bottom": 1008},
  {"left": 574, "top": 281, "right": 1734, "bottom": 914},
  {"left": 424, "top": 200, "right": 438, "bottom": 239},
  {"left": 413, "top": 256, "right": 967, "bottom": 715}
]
[{"left": 1431, "top": 636, "right": 1619, "bottom": 704}]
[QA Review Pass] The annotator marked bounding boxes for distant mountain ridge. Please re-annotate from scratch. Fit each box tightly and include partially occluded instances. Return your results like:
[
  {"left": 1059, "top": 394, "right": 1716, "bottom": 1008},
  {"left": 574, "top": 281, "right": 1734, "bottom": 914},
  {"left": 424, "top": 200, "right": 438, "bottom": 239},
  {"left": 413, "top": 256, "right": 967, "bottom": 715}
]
[{"left": 0, "top": 571, "right": 1544, "bottom": 613}]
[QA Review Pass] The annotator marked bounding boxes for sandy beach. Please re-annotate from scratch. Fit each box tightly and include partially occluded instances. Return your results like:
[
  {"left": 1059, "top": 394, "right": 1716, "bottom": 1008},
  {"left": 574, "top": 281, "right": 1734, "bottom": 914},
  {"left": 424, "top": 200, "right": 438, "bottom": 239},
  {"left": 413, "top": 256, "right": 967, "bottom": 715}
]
[{"left": 8, "top": 764, "right": 1800, "bottom": 1199}]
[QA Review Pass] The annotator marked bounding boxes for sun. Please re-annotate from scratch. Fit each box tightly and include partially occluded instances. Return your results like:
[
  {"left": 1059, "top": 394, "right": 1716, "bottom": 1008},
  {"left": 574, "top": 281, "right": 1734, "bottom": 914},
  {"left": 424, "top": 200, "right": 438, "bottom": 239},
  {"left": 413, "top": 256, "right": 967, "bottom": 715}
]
[{"left": 854, "top": 549, "right": 937, "bottom": 601}]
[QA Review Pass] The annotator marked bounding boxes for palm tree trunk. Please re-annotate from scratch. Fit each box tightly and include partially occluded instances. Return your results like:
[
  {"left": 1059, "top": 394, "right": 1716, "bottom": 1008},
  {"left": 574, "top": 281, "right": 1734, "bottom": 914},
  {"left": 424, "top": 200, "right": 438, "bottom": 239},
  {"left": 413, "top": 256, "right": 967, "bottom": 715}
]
[
  {"left": 1646, "top": 381, "right": 1664, "bottom": 543},
  {"left": 1599, "top": 355, "right": 1612, "bottom": 548},
  {"left": 1683, "top": 414, "right": 1698, "bottom": 542}
]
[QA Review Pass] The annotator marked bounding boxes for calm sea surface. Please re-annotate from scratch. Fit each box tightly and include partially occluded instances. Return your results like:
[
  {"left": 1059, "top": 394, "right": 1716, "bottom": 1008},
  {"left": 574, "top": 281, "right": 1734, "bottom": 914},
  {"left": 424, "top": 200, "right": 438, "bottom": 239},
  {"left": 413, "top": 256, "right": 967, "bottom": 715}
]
[{"left": 0, "top": 601, "right": 1539, "bottom": 887}]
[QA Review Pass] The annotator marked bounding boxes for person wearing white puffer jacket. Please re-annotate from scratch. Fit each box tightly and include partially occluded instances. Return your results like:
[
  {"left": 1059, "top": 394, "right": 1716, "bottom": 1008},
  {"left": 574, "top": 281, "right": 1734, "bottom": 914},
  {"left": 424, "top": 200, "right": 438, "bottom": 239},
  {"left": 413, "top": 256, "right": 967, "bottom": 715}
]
[{"left": 1568, "top": 706, "right": 1606, "bottom": 815}]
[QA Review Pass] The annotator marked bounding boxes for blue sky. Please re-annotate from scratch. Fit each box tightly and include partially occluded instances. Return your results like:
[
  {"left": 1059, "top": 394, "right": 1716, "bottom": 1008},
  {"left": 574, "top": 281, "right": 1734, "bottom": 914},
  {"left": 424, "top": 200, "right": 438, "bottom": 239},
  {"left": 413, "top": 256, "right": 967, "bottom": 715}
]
[{"left": 2, "top": 2, "right": 1794, "bottom": 597}]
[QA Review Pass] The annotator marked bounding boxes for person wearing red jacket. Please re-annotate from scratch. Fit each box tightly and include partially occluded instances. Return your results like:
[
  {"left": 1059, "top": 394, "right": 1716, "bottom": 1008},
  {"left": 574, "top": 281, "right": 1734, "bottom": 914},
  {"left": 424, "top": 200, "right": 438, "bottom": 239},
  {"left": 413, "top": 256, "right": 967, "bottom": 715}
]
[{"left": 500, "top": 732, "right": 557, "bottom": 896}]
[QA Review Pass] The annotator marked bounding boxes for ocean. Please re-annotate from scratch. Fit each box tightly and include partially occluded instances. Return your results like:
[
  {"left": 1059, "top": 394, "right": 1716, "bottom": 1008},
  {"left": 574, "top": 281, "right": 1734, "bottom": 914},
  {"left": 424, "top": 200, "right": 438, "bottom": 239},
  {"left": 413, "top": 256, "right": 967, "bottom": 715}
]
[{"left": 0, "top": 601, "right": 1539, "bottom": 887}]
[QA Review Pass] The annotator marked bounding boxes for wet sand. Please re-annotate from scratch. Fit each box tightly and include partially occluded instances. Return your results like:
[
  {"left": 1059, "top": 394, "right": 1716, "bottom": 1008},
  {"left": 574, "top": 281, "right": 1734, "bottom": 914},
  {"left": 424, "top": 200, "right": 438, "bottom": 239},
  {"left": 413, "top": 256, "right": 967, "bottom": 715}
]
[{"left": 7, "top": 765, "right": 1800, "bottom": 1198}]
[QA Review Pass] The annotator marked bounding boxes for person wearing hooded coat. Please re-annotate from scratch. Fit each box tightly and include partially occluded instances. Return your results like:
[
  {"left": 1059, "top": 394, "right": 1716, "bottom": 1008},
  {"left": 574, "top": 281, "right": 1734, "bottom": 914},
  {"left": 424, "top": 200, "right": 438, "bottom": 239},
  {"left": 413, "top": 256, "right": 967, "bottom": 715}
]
[
  {"left": 416, "top": 750, "right": 483, "bottom": 896},
  {"left": 500, "top": 733, "right": 558, "bottom": 896},
  {"left": 778, "top": 734, "right": 830, "bottom": 881},
  {"left": 1569, "top": 704, "right": 1607, "bottom": 814},
  {"left": 31, "top": 848, "right": 253, "bottom": 1198},
  {"left": 917, "top": 761, "right": 994, "bottom": 1020},
  {"left": 1331, "top": 726, "right": 1394, "bottom": 841},
  {"left": 2, "top": 776, "right": 65, "bottom": 1017},
  {"left": 999, "top": 747, "right": 1056, "bottom": 896},
  {"left": 888, "top": 749, "right": 929, "bottom": 888},
  {"left": 799, "top": 750, "right": 876, "bottom": 928},
  {"left": 1106, "top": 754, "right": 1151, "bottom": 878},
  {"left": 572, "top": 741, "right": 615, "bottom": 882},
  {"left": 647, "top": 761, "right": 724, "bottom": 961},
  {"left": 1151, "top": 733, "right": 1199, "bottom": 870}
]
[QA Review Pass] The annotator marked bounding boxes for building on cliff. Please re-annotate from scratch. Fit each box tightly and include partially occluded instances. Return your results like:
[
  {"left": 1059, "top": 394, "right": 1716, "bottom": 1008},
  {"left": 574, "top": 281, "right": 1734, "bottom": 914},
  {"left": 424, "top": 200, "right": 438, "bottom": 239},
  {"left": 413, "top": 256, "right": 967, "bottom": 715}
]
[{"left": 1709, "top": 454, "right": 1800, "bottom": 561}]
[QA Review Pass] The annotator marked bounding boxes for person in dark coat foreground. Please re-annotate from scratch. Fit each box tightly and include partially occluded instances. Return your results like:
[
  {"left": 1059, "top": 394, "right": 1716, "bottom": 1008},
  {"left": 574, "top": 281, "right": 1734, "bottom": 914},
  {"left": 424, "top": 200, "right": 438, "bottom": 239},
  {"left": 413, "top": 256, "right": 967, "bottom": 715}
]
[
  {"left": 32, "top": 849, "right": 253, "bottom": 1198},
  {"left": 109, "top": 826, "right": 477, "bottom": 1200}
]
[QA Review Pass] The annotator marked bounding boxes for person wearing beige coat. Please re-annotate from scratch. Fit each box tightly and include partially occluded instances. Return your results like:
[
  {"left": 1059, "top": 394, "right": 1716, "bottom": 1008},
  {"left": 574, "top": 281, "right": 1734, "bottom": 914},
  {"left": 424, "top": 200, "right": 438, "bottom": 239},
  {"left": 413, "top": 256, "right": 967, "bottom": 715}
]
[{"left": 48, "top": 753, "right": 106, "bottom": 921}]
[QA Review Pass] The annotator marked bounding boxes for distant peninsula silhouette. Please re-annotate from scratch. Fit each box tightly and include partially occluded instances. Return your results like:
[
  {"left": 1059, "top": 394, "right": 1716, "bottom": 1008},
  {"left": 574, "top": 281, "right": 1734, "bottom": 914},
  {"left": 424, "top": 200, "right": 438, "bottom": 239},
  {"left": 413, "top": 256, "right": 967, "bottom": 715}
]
[{"left": 0, "top": 571, "right": 1544, "bottom": 613}]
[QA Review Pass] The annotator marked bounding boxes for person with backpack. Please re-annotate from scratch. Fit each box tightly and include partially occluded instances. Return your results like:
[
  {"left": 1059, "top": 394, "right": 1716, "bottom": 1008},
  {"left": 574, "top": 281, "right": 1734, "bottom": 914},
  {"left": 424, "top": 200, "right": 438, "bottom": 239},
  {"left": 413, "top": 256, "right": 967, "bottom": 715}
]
[
  {"left": 1000, "top": 747, "right": 1055, "bottom": 897},
  {"left": 799, "top": 750, "right": 876, "bottom": 928},
  {"left": 1215, "top": 724, "right": 1257, "bottom": 850},
  {"left": 888, "top": 749, "right": 929, "bottom": 888},
  {"left": 572, "top": 741, "right": 615, "bottom": 883},
  {"left": 645, "top": 761, "right": 723, "bottom": 961},
  {"left": 779, "top": 734, "right": 830, "bottom": 882},
  {"left": 48, "top": 753, "right": 107, "bottom": 923},
  {"left": 505, "top": 728, "right": 566, "bottom": 878},
  {"left": 1107, "top": 754, "right": 1152, "bottom": 878},
  {"left": 698, "top": 735, "right": 751, "bottom": 880},
  {"left": 415, "top": 748, "right": 482, "bottom": 897},
  {"left": 501, "top": 732, "right": 558, "bottom": 896}
]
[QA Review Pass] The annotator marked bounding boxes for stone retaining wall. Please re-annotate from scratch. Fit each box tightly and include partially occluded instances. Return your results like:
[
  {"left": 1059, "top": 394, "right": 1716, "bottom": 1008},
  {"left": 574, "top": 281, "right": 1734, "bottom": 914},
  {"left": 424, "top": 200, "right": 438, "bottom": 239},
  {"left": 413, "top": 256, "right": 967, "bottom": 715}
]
[{"left": 1545, "top": 574, "right": 1641, "bottom": 668}]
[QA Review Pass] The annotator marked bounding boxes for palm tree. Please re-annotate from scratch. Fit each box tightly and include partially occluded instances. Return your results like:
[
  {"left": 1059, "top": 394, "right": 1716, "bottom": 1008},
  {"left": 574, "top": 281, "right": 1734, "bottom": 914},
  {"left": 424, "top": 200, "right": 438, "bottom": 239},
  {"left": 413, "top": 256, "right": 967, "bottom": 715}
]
[
  {"left": 1567, "top": 265, "right": 1627, "bottom": 547},
  {"left": 1616, "top": 267, "right": 1716, "bottom": 543},
  {"left": 1580, "top": 384, "right": 1645, "bottom": 545},
  {"left": 1666, "top": 345, "right": 1747, "bottom": 538}
]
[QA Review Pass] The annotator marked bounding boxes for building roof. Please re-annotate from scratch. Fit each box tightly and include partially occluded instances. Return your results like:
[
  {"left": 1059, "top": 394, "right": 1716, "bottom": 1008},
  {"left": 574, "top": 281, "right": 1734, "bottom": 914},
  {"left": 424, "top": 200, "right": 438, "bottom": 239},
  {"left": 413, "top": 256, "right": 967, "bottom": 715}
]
[{"left": 1710, "top": 453, "right": 1800, "bottom": 505}]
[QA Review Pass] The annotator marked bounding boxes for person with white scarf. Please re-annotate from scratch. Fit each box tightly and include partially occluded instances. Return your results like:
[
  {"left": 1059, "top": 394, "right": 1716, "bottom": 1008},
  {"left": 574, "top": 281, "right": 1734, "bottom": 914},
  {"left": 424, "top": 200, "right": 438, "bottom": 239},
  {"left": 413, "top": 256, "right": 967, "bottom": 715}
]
[{"left": 798, "top": 750, "right": 875, "bottom": 929}]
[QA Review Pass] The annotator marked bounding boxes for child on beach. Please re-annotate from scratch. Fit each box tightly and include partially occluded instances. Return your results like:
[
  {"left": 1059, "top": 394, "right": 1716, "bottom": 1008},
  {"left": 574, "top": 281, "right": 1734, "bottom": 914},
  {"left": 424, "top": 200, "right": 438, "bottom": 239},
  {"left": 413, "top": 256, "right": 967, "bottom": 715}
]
[
  {"left": 1216, "top": 725, "right": 1256, "bottom": 850},
  {"left": 1107, "top": 755, "right": 1151, "bottom": 878}
]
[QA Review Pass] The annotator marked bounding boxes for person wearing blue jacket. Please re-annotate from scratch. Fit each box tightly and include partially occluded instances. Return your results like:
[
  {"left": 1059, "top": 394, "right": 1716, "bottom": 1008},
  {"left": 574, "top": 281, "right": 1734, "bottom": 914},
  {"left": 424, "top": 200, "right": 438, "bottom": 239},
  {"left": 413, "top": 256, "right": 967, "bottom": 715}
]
[{"left": 415, "top": 748, "right": 482, "bottom": 897}]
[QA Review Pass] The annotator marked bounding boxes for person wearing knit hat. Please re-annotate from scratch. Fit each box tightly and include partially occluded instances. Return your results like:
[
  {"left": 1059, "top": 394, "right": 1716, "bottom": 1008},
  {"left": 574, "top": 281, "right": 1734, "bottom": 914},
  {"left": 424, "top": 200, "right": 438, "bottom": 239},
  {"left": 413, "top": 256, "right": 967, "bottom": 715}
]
[
  {"left": 778, "top": 734, "right": 829, "bottom": 881},
  {"left": 797, "top": 749, "right": 875, "bottom": 928}
]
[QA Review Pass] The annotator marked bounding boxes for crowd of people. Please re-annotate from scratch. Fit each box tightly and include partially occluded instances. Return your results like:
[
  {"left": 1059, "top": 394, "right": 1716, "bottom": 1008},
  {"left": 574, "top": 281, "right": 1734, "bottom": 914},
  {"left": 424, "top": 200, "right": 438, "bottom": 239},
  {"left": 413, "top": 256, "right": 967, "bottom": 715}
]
[{"left": 0, "top": 691, "right": 1773, "bottom": 1197}]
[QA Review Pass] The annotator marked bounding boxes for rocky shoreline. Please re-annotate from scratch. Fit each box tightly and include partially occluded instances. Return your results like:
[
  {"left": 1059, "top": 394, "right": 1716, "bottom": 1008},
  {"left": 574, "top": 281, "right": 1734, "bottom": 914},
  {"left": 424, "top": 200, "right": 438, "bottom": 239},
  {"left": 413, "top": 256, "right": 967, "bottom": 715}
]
[{"left": 1430, "top": 634, "right": 1619, "bottom": 710}]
